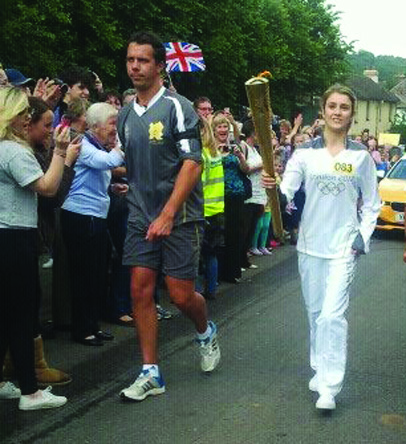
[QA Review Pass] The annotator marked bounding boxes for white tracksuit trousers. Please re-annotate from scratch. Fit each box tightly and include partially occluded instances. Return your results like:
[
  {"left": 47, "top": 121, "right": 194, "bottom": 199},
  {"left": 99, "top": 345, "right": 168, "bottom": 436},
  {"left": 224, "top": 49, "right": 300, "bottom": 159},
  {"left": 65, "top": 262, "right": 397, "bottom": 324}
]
[{"left": 298, "top": 252, "right": 357, "bottom": 397}]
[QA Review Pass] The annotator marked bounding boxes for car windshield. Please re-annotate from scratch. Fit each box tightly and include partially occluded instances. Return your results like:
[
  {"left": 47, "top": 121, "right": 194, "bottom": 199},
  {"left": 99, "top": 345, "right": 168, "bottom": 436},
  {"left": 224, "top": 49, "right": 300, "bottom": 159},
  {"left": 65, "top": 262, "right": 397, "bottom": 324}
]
[{"left": 387, "top": 159, "right": 406, "bottom": 179}]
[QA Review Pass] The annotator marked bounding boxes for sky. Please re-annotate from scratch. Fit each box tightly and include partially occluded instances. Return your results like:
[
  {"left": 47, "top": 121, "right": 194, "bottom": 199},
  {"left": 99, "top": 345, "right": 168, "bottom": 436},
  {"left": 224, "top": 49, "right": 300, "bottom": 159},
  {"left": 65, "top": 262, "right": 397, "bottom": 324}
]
[{"left": 329, "top": 0, "right": 406, "bottom": 58}]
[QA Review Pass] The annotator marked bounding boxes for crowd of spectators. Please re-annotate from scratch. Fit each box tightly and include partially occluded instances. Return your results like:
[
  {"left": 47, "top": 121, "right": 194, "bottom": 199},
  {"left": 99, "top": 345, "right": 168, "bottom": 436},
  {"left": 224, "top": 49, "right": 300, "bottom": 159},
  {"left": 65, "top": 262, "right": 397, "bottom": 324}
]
[{"left": 354, "top": 127, "right": 403, "bottom": 175}]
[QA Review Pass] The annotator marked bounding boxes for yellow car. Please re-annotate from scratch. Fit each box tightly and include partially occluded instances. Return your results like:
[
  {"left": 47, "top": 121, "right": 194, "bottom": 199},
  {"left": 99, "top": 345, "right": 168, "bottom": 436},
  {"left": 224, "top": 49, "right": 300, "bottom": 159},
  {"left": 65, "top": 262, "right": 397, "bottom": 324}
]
[{"left": 377, "top": 155, "right": 406, "bottom": 230}]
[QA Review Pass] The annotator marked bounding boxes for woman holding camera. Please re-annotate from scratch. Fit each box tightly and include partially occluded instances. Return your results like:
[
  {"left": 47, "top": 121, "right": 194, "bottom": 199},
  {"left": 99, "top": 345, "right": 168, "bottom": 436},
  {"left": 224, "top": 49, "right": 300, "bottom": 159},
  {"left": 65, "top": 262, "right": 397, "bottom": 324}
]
[
  {"left": 25, "top": 96, "right": 80, "bottom": 386},
  {"left": 212, "top": 114, "right": 249, "bottom": 283}
]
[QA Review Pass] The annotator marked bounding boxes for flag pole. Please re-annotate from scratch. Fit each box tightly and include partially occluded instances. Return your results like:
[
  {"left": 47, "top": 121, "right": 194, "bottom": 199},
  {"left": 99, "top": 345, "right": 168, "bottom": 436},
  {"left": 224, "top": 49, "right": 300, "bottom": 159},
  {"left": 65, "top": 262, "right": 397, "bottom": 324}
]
[
  {"left": 162, "top": 69, "right": 174, "bottom": 90},
  {"left": 245, "top": 76, "right": 284, "bottom": 240}
]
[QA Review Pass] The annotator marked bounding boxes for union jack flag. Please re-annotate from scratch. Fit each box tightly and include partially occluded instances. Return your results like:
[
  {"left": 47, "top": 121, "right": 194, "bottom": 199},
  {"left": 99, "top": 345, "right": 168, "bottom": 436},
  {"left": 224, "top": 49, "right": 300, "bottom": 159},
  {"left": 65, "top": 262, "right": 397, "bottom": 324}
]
[{"left": 164, "top": 42, "right": 206, "bottom": 73}]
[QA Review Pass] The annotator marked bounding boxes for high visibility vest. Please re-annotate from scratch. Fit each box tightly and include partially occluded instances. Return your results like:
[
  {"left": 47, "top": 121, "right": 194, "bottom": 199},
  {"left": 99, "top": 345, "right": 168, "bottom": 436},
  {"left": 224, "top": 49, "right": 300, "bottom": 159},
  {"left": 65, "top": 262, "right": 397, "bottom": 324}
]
[{"left": 202, "top": 147, "right": 225, "bottom": 217}]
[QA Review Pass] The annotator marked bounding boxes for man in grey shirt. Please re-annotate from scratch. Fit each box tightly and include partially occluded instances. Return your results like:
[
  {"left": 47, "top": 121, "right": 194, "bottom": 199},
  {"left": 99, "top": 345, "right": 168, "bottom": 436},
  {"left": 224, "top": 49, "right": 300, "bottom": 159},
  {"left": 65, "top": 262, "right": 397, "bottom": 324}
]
[{"left": 119, "top": 31, "right": 220, "bottom": 402}]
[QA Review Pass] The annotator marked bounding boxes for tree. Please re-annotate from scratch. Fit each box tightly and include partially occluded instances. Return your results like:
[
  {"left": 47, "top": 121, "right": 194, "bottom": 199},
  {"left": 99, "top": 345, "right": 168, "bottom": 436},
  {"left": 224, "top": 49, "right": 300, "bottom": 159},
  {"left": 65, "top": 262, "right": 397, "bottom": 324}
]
[
  {"left": 0, "top": 0, "right": 351, "bottom": 117},
  {"left": 0, "top": 0, "right": 122, "bottom": 82},
  {"left": 347, "top": 50, "right": 406, "bottom": 90},
  {"left": 256, "top": 0, "right": 351, "bottom": 116},
  {"left": 390, "top": 113, "right": 406, "bottom": 145}
]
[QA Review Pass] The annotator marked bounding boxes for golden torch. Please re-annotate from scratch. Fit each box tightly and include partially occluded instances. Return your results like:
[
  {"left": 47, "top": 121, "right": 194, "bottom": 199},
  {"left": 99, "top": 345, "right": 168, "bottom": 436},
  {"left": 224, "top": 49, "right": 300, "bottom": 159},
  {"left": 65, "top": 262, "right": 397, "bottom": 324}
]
[{"left": 245, "top": 73, "right": 284, "bottom": 240}]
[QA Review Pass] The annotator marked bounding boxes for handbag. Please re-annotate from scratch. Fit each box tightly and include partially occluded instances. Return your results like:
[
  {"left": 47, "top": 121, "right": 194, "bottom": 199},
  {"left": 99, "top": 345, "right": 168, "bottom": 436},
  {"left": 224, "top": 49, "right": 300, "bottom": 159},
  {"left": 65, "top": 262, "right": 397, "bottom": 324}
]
[{"left": 238, "top": 142, "right": 252, "bottom": 200}]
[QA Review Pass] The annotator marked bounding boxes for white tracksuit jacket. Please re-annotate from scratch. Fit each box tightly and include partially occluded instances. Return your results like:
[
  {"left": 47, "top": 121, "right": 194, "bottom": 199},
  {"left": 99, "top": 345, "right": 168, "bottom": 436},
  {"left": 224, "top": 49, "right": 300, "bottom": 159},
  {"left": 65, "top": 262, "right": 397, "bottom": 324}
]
[{"left": 280, "top": 137, "right": 381, "bottom": 258}]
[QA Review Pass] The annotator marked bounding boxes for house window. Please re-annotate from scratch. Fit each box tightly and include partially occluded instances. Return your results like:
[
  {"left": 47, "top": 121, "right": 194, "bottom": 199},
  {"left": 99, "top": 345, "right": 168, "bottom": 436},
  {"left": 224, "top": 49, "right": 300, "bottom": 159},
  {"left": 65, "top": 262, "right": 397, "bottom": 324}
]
[{"left": 366, "top": 101, "right": 370, "bottom": 121}]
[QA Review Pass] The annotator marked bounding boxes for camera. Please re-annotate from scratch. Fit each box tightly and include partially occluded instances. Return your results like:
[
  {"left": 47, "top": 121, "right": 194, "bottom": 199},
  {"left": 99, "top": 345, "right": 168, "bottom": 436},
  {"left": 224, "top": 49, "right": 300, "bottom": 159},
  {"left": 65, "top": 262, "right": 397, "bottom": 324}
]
[
  {"left": 229, "top": 144, "right": 239, "bottom": 154},
  {"left": 53, "top": 78, "right": 69, "bottom": 95}
]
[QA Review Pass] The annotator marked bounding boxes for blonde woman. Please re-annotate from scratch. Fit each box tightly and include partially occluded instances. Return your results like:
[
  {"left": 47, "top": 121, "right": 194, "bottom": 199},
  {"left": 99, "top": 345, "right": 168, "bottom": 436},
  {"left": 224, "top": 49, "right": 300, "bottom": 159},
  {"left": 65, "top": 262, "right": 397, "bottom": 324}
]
[
  {"left": 199, "top": 117, "right": 225, "bottom": 299},
  {"left": 212, "top": 114, "right": 249, "bottom": 283},
  {"left": 0, "top": 86, "right": 79, "bottom": 410}
]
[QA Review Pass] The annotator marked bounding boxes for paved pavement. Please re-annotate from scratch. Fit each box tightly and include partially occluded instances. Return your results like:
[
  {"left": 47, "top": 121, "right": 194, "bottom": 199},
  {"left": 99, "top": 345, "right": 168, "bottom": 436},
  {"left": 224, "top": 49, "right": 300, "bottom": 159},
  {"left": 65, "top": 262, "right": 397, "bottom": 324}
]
[{"left": 2, "top": 232, "right": 406, "bottom": 444}]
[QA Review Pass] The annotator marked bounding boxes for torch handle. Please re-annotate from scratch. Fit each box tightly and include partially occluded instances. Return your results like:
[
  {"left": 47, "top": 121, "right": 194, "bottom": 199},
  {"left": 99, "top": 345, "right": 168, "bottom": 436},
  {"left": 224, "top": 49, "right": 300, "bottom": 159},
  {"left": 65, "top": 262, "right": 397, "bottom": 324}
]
[{"left": 245, "top": 78, "right": 284, "bottom": 240}]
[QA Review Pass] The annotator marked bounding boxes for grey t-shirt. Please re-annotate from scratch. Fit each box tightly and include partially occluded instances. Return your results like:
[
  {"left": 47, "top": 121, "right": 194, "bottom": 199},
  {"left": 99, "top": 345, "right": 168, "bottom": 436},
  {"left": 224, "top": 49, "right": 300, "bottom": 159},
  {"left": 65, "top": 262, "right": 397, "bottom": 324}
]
[
  {"left": 118, "top": 87, "right": 204, "bottom": 227},
  {"left": 0, "top": 140, "right": 43, "bottom": 228}
]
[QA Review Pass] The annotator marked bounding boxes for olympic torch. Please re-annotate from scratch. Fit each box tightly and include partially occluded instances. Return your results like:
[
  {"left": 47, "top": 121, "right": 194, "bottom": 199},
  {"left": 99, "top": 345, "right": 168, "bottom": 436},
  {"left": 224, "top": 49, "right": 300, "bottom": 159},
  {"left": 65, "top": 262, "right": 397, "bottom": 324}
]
[{"left": 245, "top": 75, "right": 284, "bottom": 240}]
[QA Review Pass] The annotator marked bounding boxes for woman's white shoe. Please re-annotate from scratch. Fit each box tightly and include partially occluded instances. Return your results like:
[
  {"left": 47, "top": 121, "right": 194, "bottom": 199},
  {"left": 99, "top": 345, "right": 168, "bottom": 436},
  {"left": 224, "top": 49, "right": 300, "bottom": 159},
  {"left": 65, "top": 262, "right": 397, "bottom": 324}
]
[
  {"left": 316, "top": 394, "right": 336, "bottom": 410},
  {"left": 0, "top": 381, "right": 21, "bottom": 399},
  {"left": 19, "top": 387, "right": 67, "bottom": 411}
]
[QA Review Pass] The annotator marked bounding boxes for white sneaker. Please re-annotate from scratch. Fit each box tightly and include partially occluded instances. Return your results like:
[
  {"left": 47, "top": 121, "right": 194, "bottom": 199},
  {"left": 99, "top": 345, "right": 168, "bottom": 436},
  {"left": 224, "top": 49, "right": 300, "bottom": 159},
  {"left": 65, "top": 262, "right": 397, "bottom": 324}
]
[
  {"left": 19, "top": 387, "right": 67, "bottom": 411},
  {"left": 0, "top": 381, "right": 21, "bottom": 399},
  {"left": 197, "top": 321, "right": 221, "bottom": 372},
  {"left": 309, "top": 375, "right": 318, "bottom": 392},
  {"left": 249, "top": 248, "right": 263, "bottom": 256},
  {"left": 316, "top": 394, "right": 336, "bottom": 410},
  {"left": 259, "top": 247, "right": 272, "bottom": 256},
  {"left": 42, "top": 258, "right": 54, "bottom": 269},
  {"left": 120, "top": 371, "right": 166, "bottom": 401}
]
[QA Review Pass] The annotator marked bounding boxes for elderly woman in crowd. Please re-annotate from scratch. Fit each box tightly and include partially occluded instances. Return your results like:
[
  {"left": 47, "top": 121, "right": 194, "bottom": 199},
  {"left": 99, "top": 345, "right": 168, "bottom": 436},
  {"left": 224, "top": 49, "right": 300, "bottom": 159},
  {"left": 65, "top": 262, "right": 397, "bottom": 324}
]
[
  {"left": 61, "top": 103, "right": 125, "bottom": 346},
  {"left": 0, "top": 86, "right": 76, "bottom": 410}
]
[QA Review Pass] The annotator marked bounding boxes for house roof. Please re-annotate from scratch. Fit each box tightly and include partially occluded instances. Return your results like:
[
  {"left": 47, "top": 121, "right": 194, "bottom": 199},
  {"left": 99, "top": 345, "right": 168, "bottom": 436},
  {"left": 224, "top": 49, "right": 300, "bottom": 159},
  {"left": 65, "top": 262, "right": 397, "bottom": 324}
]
[
  {"left": 390, "top": 78, "right": 406, "bottom": 105},
  {"left": 346, "top": 76, "right": 399, "bottom": 103}
]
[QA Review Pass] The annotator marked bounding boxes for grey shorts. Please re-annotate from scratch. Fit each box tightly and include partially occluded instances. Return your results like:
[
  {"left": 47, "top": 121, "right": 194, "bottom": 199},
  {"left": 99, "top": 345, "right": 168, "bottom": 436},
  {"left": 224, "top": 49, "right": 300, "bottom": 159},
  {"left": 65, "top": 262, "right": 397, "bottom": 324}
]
[{"left": 123, "top": 220, "right": 204, "bottom": 280}]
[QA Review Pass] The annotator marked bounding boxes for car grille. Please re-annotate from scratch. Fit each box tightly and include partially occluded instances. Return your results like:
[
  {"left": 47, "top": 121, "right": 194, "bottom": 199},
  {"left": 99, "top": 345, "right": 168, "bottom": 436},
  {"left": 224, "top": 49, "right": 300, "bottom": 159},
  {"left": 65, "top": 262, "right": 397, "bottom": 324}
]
[{"left": 391, "top": 202, "right": 405, "bottom": 212}]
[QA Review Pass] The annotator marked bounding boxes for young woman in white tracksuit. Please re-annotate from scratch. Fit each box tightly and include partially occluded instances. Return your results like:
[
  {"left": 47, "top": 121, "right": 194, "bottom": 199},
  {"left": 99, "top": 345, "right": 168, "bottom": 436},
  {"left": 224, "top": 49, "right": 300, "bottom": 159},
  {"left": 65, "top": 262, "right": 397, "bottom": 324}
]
[{"left": 264, "top": 84, "right": 381, "bottom": 410}]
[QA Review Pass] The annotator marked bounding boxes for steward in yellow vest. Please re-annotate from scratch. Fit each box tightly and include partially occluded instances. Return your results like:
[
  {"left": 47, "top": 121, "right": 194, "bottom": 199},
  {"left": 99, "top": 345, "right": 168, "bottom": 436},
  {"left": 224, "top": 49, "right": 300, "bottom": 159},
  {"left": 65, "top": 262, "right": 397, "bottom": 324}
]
[{"left": 202, "top": 147, "right": 225, "bottom": 217}]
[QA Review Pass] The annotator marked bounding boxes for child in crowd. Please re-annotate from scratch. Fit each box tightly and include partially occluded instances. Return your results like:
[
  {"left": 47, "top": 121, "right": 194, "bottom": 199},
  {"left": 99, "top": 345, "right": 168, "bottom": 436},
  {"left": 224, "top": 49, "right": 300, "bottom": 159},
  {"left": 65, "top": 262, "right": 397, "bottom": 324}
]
[{"left": 250, "top": 203, "right": 272, "bottom": 256}]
